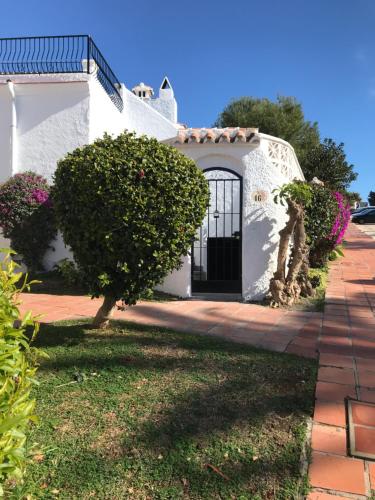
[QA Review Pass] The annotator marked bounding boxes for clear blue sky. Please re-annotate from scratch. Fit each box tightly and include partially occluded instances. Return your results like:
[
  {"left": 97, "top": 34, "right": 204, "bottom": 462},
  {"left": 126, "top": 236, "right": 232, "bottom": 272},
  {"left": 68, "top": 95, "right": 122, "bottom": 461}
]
[{"left": 1, "top": 0, "right": 374, "bottom": 199}]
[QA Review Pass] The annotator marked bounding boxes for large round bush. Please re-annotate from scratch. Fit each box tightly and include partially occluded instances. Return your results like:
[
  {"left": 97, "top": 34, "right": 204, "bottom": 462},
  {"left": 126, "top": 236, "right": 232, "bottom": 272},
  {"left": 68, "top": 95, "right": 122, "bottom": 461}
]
[
  {"left": 0, "top": 172, "right": 56, "bottom": 270},
  {"left": 53, "top": 132, "right": 209, "bottom": 327}
]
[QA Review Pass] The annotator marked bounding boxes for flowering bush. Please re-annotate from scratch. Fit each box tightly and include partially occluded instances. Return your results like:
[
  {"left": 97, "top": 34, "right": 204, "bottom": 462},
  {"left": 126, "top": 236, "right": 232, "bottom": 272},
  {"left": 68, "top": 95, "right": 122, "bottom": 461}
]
[
  {"left": 0, "top": 172, "right": 56, "bottom": 270},
  {"left": 305, "top": 185, "right": 350, "bottom": 267},
  {"left": 330, "top": 192, "right": 351, "bottom": 246}
]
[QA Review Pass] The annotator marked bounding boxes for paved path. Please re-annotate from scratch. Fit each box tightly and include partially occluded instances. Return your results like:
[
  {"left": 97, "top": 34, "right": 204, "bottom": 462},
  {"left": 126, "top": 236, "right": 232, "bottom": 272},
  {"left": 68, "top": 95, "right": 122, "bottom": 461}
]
[
  {"left": 20, "top": 292, "right": 321, "bottom": 356},
  {"left": 308, "top": 225, "right": 375, "bottom": 500},
  {"left": 357, "top": 223, "right": 375, "bottom": 240},
  {"left": 19, "top": 224, "right": 375, "bottom": 498}
]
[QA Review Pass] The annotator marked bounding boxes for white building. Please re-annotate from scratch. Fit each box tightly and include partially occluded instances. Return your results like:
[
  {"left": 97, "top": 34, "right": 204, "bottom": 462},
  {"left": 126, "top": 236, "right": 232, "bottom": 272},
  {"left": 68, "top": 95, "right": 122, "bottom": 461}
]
[{"left": 0, "top": 35, "right": 304, "bottom": 300}]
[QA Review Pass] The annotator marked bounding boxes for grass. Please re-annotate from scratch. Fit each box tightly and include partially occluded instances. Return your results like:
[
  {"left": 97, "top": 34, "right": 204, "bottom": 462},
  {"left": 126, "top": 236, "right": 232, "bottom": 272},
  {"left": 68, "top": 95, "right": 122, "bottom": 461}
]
[{"left": 17, "top": 320, "right": 316, "bottom": 499}]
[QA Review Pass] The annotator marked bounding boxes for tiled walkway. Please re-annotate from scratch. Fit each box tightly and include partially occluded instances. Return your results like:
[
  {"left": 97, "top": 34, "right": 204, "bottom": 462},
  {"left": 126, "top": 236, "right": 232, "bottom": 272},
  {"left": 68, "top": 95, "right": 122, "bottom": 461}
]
[
  {"left": 308, "top": 225, "right": 375, "bottom": 500},
  {"left": 20, "top": 293, "right": 322, "bottom": 357},
  {"left": 19, "top": 224, "right": 375, "bottom": 499}
]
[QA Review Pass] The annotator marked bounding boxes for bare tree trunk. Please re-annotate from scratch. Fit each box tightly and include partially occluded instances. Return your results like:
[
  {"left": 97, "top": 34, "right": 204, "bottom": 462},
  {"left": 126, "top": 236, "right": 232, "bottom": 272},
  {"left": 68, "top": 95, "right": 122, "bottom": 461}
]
[
  {"left": 93, "top": 295, "right": 117, "bottom": 329},
  {"left": 299, "top": 253, "right": 315, "bottom": 298},
  {"left": 269, "top": 200, "right": 313, "bottom": 306},
  {"left": 286, "top": 208, "right": 305, "bottom": 283},
  {"left": 269, "top": 199, "right": 299, "bottom": 305}
]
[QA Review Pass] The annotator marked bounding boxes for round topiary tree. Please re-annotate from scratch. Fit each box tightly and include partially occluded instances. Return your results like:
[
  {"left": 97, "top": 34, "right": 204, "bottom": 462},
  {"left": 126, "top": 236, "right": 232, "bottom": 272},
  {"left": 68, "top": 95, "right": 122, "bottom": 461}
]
[
  {"left": 0, "top": 172, "right": 56, "bottom": 271},
  {"left": 53, "top": 132, "right": 209, "bottom": 328}
]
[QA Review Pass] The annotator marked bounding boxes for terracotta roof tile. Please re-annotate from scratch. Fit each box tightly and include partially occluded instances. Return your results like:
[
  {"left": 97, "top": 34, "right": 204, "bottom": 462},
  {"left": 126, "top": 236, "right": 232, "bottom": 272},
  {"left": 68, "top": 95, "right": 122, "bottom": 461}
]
[{"left": 172, "top": 127, "right": 260, "bottom": 145}]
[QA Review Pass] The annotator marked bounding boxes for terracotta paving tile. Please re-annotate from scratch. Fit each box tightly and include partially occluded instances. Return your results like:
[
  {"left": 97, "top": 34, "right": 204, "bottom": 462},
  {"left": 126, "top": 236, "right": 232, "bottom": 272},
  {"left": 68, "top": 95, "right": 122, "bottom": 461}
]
[
  {"left": 315, "top": 381, "right": 356, "bottom": 402},
  {"left": 285, "top": 344, "right": 317, "bottom": 359},
  {"left": 311, "top": 423, "right": 347, "bottom": 455},
  {"left": 309, "top": 452, "right": 366, "bottom": 495},
  {"left": 358, "top": 369, "right": 375, "bottom": 388},
  {"left": 320, "top": 335, "right": 352, "bottom": 347},
  {"left": 313, "top": 400, "right": 346, "bottom": 427},
  {"left": 318, "top": 366, "right": 355, "bottom": 385},
  {"left": 252, "top": 340, "right": 287, "bottom": 353},
  {"left": 321, "top": 327, "right": 351, "bottom": 338},
  {"left": 353, "top": 338, "right": 375, "bottom": 350},
  {"left": 353, "top": 426, "right": 375, "bottom": 456},
  {"left": 291, "top": 336, "right": 318, "bottom": 348},
  {"left": 369, "top": 461, "right": 375, "bottom": 489},
  {"left": 318, "top": 344, "right": 353, "bottom": 357},
  {"left": 354, "top": 348, "right": 375, "bottom": 360},
  {"left": 355, "top": 357, "right": 375, "bottom": 372},
  {"left": 360, "top": 389, "right": 375, "bottom": 404},
  {"left": 319, "top": 353, "right": 354, "bottom": 369},
  {"left": 351, "top": 400, "right": 375, "bottom": 426}
]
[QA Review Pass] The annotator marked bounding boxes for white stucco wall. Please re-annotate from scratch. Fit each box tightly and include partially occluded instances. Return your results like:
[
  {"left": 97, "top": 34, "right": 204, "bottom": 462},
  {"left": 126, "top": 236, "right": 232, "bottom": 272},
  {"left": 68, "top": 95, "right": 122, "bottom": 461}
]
[
  {"left": 122, "top": 87, "right": 178, "bottom": 140},
  {"left": 156, "top": 254, "right": 191, "bottom": 297},
  {"left": 148, "top": 90, "right": 177, "bottom": 124},
  {"left": 0, "top": 86, "right": 13, "bottom": 183},
  {"left": 13, "top": 81, "right": 90, "bottom": 183},
  {"left": 88, "top": 79, "right": 125, "bottom": 142},
  {"left": 0, "top": 73, "right": 179, "bottom": 271},
  {"left": 158, "top": 135, "right": 303, "bottom": 300},
  {"left": 0, "top": 77, "right": 92, "bottom": 270}
]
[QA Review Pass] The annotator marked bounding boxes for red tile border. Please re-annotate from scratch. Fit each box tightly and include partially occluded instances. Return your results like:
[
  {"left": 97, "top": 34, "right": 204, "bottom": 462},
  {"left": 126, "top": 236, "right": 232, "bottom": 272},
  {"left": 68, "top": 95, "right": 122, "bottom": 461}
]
[{"left": 309, "top": 452, "right": 366, "bottom": 495}]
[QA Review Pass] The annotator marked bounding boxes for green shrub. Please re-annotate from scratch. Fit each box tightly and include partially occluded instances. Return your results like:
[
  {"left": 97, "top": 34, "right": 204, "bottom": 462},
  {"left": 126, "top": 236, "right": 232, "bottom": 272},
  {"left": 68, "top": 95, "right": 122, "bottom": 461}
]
[
  {"left": 0, "top": 249, "right": 42, "bottom": 495},
  {"left": 54, "top": 258, "right": 84, "bottom": 287},
  {"left": 305, "top": 184, "right": 339, "bottom": 268},
  {"left": 53, "top": 132, "right": 209, "bottom": 327},
  {"left": 0, "top": 172, "right": 56, "bottom": 271},
  {"left": 329, "top": 244, "right": 344, "bottom": 261}
]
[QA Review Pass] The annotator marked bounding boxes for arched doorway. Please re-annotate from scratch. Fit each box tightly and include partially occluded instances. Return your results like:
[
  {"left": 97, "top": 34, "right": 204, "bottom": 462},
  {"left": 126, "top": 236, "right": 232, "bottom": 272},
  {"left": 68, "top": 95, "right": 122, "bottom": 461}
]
[{"left": 192, "top": 168, "right": 242, "bottom": 293}]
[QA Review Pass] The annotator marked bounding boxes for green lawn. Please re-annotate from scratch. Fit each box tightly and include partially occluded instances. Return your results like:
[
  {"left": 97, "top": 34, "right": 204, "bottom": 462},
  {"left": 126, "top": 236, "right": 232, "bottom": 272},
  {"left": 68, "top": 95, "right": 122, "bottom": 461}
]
[{"left": 20, "top": 320, "right": 316, "bottom": 499}]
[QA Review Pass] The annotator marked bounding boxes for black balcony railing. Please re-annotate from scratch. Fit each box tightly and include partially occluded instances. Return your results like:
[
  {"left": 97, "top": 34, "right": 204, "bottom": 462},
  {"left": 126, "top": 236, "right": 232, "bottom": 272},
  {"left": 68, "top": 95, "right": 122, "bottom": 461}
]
[{"left": 0, "top": 35, "right": 123, "bottom": 111}]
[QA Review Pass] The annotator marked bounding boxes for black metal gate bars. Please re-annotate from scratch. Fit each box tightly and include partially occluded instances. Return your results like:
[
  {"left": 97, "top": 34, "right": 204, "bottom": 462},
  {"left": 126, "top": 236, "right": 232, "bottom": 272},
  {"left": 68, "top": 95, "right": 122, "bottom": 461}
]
[{"left": 192, "top": 168, "right": 242, "bottom": 293}]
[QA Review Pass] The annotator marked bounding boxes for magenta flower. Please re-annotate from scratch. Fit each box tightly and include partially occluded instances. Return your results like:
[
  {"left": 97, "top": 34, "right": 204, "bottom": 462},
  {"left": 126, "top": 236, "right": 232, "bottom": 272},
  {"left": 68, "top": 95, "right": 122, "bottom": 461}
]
[
  {"left": 329, "top": 192, "right": 350, "bottom": 246},
  {"left": 31, "top": 188, "right": 50, "bottom": 205}
]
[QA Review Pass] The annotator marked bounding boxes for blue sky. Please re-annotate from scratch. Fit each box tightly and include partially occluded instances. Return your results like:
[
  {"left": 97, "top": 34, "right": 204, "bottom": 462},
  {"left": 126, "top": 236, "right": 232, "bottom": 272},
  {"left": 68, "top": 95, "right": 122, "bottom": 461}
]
[{"left": 1, "top": 0, "right": 374, "bottom": 199}]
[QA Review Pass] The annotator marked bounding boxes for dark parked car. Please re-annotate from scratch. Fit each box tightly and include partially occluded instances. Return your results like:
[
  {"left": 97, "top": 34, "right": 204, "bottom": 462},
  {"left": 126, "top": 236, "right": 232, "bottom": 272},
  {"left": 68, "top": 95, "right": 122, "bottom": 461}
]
[
  {"left": 352, "top": 209, "right": 375, "bottom": 224},
  {"left": 351, "top": 206, "right": 374, "bottom": 215}
]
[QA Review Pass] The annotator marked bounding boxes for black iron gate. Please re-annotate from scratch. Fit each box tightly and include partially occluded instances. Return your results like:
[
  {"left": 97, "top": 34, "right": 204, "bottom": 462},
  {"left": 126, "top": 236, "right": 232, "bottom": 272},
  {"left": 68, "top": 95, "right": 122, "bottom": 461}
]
[{"left": 192, "top": 168, "right": 242, "bottom": 293}]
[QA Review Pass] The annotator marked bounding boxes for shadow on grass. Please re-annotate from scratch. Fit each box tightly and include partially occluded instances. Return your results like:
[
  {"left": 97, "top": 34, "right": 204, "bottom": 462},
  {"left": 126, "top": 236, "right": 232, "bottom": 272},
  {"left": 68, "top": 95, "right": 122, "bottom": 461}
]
[
  {"left": 25, "top": 441, "right": 306, "bottom": 499},
  {"left": 28, "top": 319, "right": 315, "bottom": 498}
]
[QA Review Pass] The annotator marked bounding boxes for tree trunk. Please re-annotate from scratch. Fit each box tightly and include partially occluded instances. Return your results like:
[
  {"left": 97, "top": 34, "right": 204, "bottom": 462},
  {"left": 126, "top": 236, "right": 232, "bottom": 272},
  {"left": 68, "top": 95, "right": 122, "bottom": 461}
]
[
  {"left": 274, "top": 200, "right": 299, "bottom": 281},
  {"left": 92, "top": 295, "right": 117, "bottom": 329},
  {"left": 269, "top": 199, "right": 299, "bottom": 306},
  {"left": 286, "top": 208, "right": 305, "bottom": 284},
  {"left": 299, "top": 253, "right": 315, "bottom": 298},
  {"left": 269, "top": 199, "right": 313, "bottom": 306}
]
